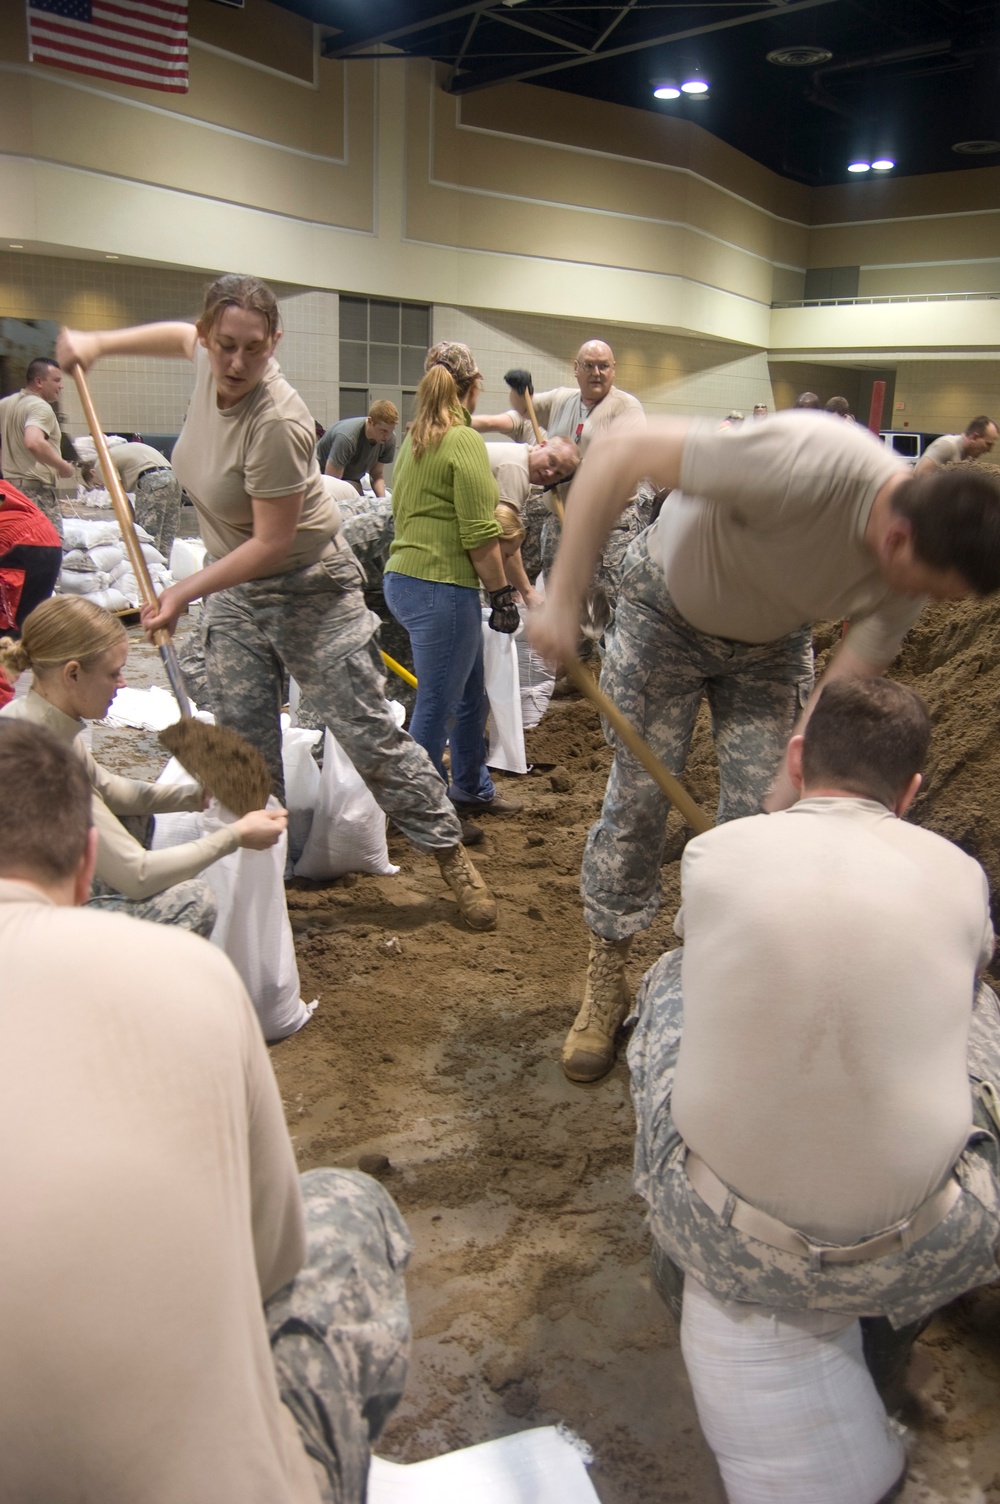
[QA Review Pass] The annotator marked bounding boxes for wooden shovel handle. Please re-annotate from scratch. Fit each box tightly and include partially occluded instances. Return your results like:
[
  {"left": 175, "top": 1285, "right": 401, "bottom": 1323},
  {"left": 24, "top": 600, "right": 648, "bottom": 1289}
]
[
  {"left": 69, "top": 363, "right": 169, "bottom": 647},
  {"left": 523, "top": 390, "right": 544, "bottom": 445}
]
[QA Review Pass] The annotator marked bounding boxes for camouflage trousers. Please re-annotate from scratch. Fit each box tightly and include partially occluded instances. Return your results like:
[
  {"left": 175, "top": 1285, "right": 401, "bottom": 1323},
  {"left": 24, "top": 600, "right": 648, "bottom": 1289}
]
[
  {"left": 134, "top": 468, "right": 182, "bottom": 557},
  {"left": 15, "top": 479, "right": 61, "bottom": 538},
  {"left": 86, "top": 874, "right": 217, "bottom": 937},
  {"left": 201, "top": 538, "right": 462, "bottom": 851},
  {"left": 582, "top": 529, "right": 814, "bottom": 940},
  {"left": 266, "top": 1168, "right": 412, "bottom": 1504},
  {"left": 628, "top": 950, "right": 1000, "bottom": 1330}
]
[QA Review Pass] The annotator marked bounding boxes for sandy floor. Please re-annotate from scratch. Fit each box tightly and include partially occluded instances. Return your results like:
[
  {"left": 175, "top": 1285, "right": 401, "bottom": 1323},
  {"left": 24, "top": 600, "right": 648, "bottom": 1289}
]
[{"left": 93, "top": 604, "right": 1000, "bottom": 1504}]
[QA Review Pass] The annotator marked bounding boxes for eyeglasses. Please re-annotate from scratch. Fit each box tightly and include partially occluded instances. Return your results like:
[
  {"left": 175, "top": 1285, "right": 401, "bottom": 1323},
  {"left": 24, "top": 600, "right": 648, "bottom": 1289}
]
[{"left": 576, "top": 361, "right": 613, "bottom": 374}]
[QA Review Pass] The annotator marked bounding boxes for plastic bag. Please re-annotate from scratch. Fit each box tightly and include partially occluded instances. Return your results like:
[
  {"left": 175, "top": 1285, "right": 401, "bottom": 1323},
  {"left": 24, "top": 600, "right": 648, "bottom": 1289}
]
[
  {"left": 294, "top": 727, "right": 400, "bottom": 880},
  {"left": 516, "top": 598, "right": 556, "bottom": 732},
  {"left": 680, "top": 1277, "right": 905, "bottom": 1504},
  {"left": 152, "top": 760, "right": 312, "bottom": 1042},
  {"left": 481, "top": 606, "right": 527, "bottom": 774},
  {"left": 281, "top": 721, "right": 322, "bottom": 863}
]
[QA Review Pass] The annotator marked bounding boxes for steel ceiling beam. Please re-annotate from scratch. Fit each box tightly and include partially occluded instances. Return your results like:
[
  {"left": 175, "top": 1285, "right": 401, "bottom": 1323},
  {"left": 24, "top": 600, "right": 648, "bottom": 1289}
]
[
  {"left": 448, "top": 0, "right": 842, "bottom": 93},
  {"left": 322, "top": 2, "right": 500, "bottom": 59}
]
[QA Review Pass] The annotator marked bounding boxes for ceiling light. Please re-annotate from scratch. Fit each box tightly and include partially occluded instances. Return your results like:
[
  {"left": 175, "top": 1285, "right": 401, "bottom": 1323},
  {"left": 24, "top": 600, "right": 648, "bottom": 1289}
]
[
  {"left": 952, "top": 139, "right": 1000, "bottom": 155},
  {"left": 105, "top": 253, "right": 119, "bottom": 259},
  {"left": 653, "top": 83, "right": 681, "bottom": 99},
  {"left": 766, "top": 46, "right": 833, "bottom": 67},
  {"left": 848, "top": 161, "right": 871, "bottom": 173},
  {"left": 681, "top": 77, "right": 709, "bottom": 95},
  {"left": 871, "top": 158, "right": 894, "bottom": 171},
  {"left": 8, "top": 243, "right": 23, "bottom": 249}
]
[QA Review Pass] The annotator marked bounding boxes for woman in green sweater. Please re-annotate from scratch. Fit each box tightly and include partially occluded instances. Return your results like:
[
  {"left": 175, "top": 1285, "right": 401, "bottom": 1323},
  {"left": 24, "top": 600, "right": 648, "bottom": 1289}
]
[{"left": 384, "top": 343, "right": 520, "bottom": 813}]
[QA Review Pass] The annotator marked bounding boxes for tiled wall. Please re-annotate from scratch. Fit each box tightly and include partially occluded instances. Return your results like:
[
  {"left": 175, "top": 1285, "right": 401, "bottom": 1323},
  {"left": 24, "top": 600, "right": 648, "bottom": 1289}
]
[
  {"left": 893, "top": 361, "right": 1000, "bottom": 437},
  {"left": 0, "top": 253, "right": 340, "bottom": 434},
  {"left": 432, "top": 305, "right": 775, "bottom": 421}
]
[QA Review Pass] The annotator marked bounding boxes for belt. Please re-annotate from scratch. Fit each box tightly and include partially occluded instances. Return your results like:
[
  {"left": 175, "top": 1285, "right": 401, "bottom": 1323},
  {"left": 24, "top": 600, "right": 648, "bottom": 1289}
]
[
  {"left": 685, "top": 1149, "right": 962, "bottom": 1268},
  {"left": 137, "top": 465, "right": 171, "bottom": 478}
]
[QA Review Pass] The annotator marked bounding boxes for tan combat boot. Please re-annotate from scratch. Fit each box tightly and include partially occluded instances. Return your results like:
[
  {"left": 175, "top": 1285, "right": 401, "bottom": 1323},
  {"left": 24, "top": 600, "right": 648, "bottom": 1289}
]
[
  {"left": 562, "top": 934, "right": 633, "bottom": 1082},
  {"left": 435, "top": 844, "right": 498, "bottom": 931}
]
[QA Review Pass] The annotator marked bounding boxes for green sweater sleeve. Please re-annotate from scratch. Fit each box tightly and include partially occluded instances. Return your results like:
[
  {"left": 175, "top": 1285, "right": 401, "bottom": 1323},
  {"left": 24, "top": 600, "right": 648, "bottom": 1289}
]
[{"left": 450, "top": 427, "right": 503, "bottom": 551}]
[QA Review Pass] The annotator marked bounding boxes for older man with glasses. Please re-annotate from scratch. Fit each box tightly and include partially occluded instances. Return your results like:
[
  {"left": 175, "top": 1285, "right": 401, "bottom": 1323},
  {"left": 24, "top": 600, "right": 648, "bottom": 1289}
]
[{"left": 473, "top": 339, "right": 644, "bottom": 455}]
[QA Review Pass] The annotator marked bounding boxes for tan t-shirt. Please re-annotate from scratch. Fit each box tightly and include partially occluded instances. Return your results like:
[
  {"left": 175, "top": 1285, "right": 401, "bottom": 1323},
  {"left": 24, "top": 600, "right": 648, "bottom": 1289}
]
[
  {"left": 0, "top": 692, "right": 239, "bottom": 899},
  {"left": 486, "top": 442, "right": 531, "bottom": 509},
  {"left": 0, "top": 880, "right": 321, "bottom": 1504},
  {"left": 507, "top": 384, "right": 645, "bottom": 452},
  {"left": 0, "top": 388, "right": 62, "bottom": 485},
  {"left": 109, "top": 441, "right": 171, "bottom": 492},
  {"left": 646, "top": 410, "right": 920, "bottom": 665},
  {"left": 671, "top": 797, "right": 994, "bottom": 1243},
  {"left": 920, "top": 433, "right": 964, "bottom": 468},
  {"left": 172, "top": 348, "right": 337, "bottom": 572}
]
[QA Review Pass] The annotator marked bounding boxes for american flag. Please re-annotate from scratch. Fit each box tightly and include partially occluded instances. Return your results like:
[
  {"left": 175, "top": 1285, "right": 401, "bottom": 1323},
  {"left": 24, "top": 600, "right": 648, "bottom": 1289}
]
[{"left": 26, "top": 0, "right": 189, "bottom": 94}]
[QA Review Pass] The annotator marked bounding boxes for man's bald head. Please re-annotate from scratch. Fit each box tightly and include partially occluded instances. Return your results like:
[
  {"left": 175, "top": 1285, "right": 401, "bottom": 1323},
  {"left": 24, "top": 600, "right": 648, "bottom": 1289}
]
[{"left": 574, "top": 340, "right": 616, "bottom": 406}]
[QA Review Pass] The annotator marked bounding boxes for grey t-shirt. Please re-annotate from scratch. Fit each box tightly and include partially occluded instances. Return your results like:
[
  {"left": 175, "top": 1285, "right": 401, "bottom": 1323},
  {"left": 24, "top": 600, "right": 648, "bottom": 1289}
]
[
  {"left": 920, "top": 433, "right": 964, "bottom": 468},
  {"left": 317, "top": 416, "right": 396, "bottom": 480},
  {"left": 646, "top": 411, "right": 921, "bottom": 665}
]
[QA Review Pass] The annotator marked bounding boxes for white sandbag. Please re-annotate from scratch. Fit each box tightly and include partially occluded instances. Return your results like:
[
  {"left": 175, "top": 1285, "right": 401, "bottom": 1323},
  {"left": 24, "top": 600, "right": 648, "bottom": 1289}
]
[
  {"left": 61, "top": 548, "right": 99, "bottom": 574},
  {"left": 294, "top": 726, "right": 400, "bottom": 880},
  {"left": 169, "top": 536, "right": 208, "bottom": 582},
  {"left": 281, "top": 721, "right": 322, "bottom": 863},
  {"left": 89, "top": 587, "right": 133, "bottom": 612},
  {"left": 88, "top": 542, "right": 126, "bottom": 573},
  {"left": 152, "top": 763, "right": 312, "bottom": 1042},
  {"left": 516, "top": 607, "right": 556, "bottom": 731},
  {"left": 141, "top": 541, "right": 167, "bottom": 566},
  {"left": 62, "top": 518, "right": 124, "bottom": 550},
  {"left": 680, "top": 1277, "right": 905, "bottom": 1504},
  {"left": 481, "top": 606, "right": 527, "bottom": 775},
  {"left": 59, "top": 568, "right": 110, "bottom": 595}
]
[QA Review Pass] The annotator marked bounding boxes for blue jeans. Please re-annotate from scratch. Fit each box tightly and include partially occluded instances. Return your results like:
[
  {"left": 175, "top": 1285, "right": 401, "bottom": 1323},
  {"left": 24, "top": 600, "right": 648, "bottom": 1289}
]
[{"left": 383, "top": 571, "right": 495, "bottom": 805}]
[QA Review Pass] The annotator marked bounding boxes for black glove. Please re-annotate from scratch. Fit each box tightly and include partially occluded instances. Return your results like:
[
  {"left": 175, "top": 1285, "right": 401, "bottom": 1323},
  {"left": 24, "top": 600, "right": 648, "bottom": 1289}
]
[
  {"left": 504, "top": 368, "right": 534, "bottom": 397},
  {"left": 487, "top": 584, "right": 520, "bottom": 634}
]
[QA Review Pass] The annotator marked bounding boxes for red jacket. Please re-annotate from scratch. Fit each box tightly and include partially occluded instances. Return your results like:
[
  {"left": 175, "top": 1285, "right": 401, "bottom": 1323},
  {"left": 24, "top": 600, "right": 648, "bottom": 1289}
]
[{"left": 0, "top": 482, "right": 62, "bottom": 636}]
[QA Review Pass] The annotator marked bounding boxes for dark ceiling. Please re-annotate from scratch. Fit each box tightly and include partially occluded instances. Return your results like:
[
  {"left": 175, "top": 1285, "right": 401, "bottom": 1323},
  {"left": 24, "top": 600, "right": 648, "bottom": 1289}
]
[{"left": 270, "top": 0, "right": 1000, "bottom": 186}]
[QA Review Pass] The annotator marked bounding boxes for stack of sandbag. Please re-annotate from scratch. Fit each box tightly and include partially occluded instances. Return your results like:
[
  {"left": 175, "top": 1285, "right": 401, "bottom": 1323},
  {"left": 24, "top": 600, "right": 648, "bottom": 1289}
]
[{"left": 60, "top": 518, "right": 173, "bottom": 611}]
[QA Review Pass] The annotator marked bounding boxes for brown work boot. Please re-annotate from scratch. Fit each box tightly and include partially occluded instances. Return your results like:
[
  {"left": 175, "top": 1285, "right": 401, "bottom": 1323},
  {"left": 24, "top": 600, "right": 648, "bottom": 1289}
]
[
  {"left": 435, "top": 844, "right": 498, "bottom": 931},
  {"left": 562, "top": 934, "right": 633, "bottom": 1082}
]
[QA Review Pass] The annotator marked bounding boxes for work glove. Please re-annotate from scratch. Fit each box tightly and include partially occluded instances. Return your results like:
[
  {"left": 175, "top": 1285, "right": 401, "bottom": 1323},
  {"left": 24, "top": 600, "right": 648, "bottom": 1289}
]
[
  {"left": 504, "top": 368, "right": 534, "bottom": 397},
  {"left": 487, "top": 584, "right": 520, "bottom": 634}
]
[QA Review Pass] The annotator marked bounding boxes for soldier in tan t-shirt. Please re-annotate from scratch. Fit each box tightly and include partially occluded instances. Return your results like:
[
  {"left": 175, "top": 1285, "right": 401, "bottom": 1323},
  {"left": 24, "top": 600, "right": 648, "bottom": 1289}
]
[
  {"left": 627, "top": 679, "right": 1000, "bottom": 1491},
  {"left": 0, "top": 716, "right": 412, "bottom": 1504},
  {"left": 0, "top": 358, "right": 77, "bottom": 535},
  {"left": 529, "top": 409, "right": 1000, "bottom": 1083}
]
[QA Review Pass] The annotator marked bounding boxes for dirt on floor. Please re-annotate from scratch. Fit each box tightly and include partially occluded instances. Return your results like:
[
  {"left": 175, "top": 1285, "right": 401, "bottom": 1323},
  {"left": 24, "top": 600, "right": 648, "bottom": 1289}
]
[{"left": 94, "top": 598, "right": 1000, "bottom": 1504}]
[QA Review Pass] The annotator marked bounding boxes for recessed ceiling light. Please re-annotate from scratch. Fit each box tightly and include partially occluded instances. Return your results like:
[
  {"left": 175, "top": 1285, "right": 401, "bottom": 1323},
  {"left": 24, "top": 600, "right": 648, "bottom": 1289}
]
[
  {"left": 105, "top": 254, "right": 119, "bottom": 260},
  {"left": 848, "top": 161, "right": 871, "bottom": 173},
  {"left": 871, "top": 158, "right": 895, "bottom": 171},
  {"left": 653, "top": 83, "right": 681, "bottom": 99},
  {"left": 766, "top": 46, "right": 833, "bottom": 67},
  {"left": 681, "top": 77, "right": 709, "bottom": 94},
  {"left": 8, "top": 243, "right": 23, "bottom": 249},
  {"left": 952, "top": 139, "right": 1000, "bottom": 155}
]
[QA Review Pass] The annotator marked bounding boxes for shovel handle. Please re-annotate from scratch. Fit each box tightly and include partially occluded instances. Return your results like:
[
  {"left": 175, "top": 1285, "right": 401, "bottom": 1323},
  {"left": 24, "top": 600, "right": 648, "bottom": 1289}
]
[
  {"left": 69, "top": 364, "right": 163, "bottom": 626},
  {"left": 524, "top": 390, "right": 544, "bottom": 446},
  {"left": 565, "top": 657, "right": 711, "bottom": 835}
]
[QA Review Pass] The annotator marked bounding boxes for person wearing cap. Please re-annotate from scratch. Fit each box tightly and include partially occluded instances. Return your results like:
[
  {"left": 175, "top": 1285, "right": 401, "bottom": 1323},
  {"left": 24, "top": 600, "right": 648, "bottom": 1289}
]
[{"left": 384, "top": 342, "right": 523, "bottom": 821}]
